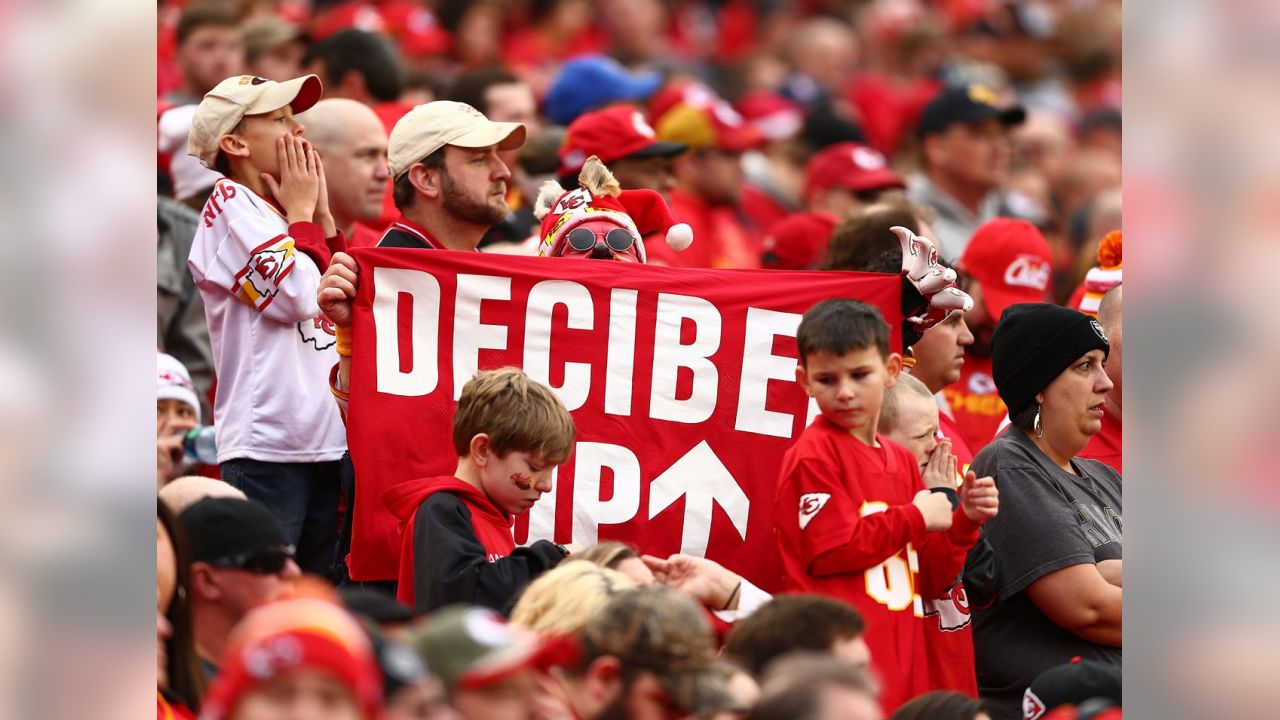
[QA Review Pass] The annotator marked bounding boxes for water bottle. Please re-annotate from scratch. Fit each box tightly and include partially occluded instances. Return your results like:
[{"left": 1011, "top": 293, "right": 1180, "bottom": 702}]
[{"left": 182, "top": 426, "right": 218, "bottom": 465}]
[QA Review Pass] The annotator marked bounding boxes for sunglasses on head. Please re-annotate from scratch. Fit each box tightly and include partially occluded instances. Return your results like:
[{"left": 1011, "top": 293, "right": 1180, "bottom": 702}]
[
  {"left": 209, "top": 545, "right": 296, "bottom": 575},
  {"left": 566, "top": 226, "right": 636, "bottom": 253}
]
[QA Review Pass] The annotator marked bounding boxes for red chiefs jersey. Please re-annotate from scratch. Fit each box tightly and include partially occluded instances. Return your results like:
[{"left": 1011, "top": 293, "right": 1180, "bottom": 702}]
[
  {"left": 941, "top": 354, "right": 1007, "bottom": 453},
  {"left": 774, "top": 415, "right": 981, "bottom": 713},
  {"left": 1080, "top": 406, "right": 1122, "bottom": 474}
]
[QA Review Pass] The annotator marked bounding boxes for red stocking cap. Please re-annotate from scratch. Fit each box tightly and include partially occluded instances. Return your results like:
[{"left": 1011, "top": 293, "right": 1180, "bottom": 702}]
[{"left": 615, "top": 189, "right": 693, "bottom": 252}]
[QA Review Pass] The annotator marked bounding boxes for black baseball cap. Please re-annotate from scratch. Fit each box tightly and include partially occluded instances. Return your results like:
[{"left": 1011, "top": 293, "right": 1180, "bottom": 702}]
[
  {"left": 917, "top": 84, "right": 1026, "bottom": 140},
  {"left": 178, "top": 496, "right": 292, "bottom": 566},
  {"left": 1023, "top": 659, "right": 1122, "bottom": 719}
]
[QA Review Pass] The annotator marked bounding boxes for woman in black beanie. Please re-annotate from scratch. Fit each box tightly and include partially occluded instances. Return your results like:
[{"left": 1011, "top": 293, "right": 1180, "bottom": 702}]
[{"left": 966, "top": 303, "right": 1122, "bottom": 720}]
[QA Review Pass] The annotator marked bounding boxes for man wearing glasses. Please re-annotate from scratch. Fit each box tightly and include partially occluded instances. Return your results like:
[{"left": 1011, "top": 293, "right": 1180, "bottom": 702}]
[{"left": 180, "top": 496, "right": 301, "bottom": 680}]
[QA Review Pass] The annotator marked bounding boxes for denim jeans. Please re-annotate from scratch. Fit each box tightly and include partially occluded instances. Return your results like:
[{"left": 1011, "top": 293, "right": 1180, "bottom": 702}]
[{"left": 221, "top": 457, "right": 341, "bottom": 579}]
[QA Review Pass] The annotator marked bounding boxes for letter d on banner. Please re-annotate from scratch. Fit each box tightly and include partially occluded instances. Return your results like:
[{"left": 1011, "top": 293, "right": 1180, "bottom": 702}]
[{"left": 373, "top": 268, "right": 441, "bottom": 396}]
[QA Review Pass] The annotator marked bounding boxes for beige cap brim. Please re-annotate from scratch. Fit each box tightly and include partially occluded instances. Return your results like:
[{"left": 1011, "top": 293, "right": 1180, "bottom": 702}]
[
  {"left": 448, "top": 121, "right": 526, "bottom": 153},
  {"left": 245, "top": 74, "right": 323, "bottom": 117}
]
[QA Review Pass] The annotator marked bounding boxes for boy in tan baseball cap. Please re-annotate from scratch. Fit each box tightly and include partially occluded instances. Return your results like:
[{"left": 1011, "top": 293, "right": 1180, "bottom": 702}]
[{"left": 186, "top": 73, "right": 349, "bottom": 579}]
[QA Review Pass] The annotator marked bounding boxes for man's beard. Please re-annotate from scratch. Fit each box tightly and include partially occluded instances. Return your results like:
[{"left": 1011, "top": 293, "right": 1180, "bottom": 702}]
[{"left": 441, "top": 170, "right": 508, "bottom": 226}]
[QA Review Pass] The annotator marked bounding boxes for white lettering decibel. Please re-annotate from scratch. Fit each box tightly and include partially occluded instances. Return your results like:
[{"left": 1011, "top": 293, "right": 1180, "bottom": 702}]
[
  {"left": 524, "top": 280, "right": 594, "bottom": 411},
  {"left": 572, "top": 443, "right": 642, "bottom": 545},
  {"left": 650, "top": 293, "right": 722, "bottom": 424},
  {"left": 373, "top": 268, "right": 441, "bottom": 397},
  {"left": 735, "top": 307, "right": 802, "bottom": 438},
  {"left": 452, "top": 274, "right": 511, "bottom": 399}
]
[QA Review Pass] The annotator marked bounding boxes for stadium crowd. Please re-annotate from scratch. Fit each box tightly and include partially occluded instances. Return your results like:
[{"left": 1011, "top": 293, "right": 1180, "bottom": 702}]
[{"left": 155, "top": 1, "right": 1123, "bottom": 719}]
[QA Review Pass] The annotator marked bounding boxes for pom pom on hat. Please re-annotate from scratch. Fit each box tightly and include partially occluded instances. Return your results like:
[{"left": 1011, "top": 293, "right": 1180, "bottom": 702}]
[
  {"left": 614, "top": 187, "right": 693, "bottom": 253},
  {"left": 666, "top": 222, "right": 693, "bottom": 251},
  {"left": 1077, "top": 230, "right": 1123, "bottom": 317}
]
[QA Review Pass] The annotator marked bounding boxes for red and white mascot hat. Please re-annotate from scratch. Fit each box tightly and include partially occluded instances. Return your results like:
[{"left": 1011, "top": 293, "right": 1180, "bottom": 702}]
[{"left": 534, "top": 155, "right": 692, "bottom": 263}]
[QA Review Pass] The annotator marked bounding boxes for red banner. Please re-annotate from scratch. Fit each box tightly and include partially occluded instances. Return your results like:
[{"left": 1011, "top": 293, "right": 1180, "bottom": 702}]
[{"left": 346, "top": 250, "right": 903, "bottom": 588}]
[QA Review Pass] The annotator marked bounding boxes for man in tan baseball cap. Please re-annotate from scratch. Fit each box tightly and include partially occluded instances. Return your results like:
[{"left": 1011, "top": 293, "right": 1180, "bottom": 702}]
[{"left": 376, "top": 101, "right": 526, "bottom": 250}]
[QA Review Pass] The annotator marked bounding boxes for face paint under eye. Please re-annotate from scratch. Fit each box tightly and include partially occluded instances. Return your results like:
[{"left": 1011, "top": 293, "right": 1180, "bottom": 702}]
[{"left": 510, "top": 473, "right": 532, "bottom": 491}]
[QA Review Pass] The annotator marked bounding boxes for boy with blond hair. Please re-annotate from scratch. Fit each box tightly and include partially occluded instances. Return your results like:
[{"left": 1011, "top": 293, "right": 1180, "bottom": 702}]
[
  {"left": 386, "top": 368, "right": 577, "bottom": 613},
  {"left": 881, "top": 371, "right": 994, "bottom": 698},
  {"left": 775, "top": 299, "right": 998, "bottom": 712},
  {"left": 186, "top": 73, "right": 348, "bottom": 575}
]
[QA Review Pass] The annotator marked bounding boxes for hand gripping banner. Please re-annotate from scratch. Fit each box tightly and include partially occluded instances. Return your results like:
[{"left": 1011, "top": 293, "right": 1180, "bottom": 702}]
[{"left": 345, "top": 250, "right": 902, "bottom": 588}]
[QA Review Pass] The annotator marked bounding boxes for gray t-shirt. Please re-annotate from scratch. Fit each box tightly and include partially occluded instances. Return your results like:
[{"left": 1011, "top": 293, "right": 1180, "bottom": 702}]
[{"left": 969, "top": 428, "right": 1122, "bottom": 720}]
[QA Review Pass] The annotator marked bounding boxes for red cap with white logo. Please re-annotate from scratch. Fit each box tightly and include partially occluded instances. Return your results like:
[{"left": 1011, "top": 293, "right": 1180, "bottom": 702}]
[
  {"left": 959, "top": 218, "right": 1053, "bottom": 320},
  {"left": 803, "top": 142, "right": 906, "bottom": 197},
  {"left": 559, "top": 105, "right": 687, "bottom": 177}
]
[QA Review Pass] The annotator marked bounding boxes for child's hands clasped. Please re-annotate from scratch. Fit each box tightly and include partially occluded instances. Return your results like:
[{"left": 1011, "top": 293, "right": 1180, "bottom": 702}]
[
  {"left": 262, "top": 135, "right": 321, "bottom": 224},
  {"left": 921, "top": 438, "right": 958, "bottom": 490}
]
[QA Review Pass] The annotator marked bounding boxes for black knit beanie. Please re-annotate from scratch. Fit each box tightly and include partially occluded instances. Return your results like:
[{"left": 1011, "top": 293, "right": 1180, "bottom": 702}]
[{"left": 991, "top": 303, "right": 1111, "bottom": 417}]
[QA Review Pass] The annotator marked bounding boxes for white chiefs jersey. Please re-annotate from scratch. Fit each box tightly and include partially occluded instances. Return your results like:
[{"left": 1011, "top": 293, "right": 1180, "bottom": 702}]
[{"left": 188, "top": 178, "right": 346, "bottom": 463}]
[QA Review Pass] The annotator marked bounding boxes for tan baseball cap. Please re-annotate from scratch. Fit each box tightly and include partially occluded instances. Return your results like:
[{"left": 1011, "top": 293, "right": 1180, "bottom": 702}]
[
  {"left": 387, "top": 101, "right": 526, "bottom": 179},
  {"left": 188, "top": 74, "right": 323, "bottom": 168}
]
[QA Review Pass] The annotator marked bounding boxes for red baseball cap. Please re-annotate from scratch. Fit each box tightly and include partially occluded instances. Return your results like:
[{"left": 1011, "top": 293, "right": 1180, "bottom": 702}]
[
  {"left": 761, "top": 211, "right": 838, "bottom": 270},
  {"left": 559, "top": 105, "right": 687, "bottom": 177},
  {"left": 804, "top": 142, "right": 906, "bottom": 197},
  {"left": 736, "top": 90, "right": 803, "bottom": 141},
  {"left": 959, "top": 218, "right": 1053, "bottom": 320}
]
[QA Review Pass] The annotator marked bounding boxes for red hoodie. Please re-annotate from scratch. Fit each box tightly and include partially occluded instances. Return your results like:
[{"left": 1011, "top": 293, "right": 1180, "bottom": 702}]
[{"left": 384, "top": 475, "right": 567, "bottom": 614}]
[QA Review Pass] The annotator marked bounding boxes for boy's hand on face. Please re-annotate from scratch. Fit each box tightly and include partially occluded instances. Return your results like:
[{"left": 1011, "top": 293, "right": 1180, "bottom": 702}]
[
  {"left": 912, "top": 489, "right": 954, "bottom": 531},
  {"left": 921, "top": 438, "right": 957, "bottom": 490},
  {"left": 313, "top": 146, "right": 338, "bottom": 239},
  {"left": 318, "top": 252, "right": 359, "bottom": 328},
  {"left": 262, "top": 135, "right": 320, "bottom": 224},
  {"left": 959, "top": 470, "right": 999, "bottom": 524}
]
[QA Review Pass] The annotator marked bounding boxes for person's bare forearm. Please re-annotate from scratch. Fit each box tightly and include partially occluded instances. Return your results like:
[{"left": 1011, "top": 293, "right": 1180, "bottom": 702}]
[{"left": 1097, "top": 559, "right": 1122, "bottom": 587}]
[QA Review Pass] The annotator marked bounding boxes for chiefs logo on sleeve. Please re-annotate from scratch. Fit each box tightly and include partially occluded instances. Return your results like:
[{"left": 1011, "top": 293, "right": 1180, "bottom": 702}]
[
  {"left": 298, "top": 315, "right": 336, "bottom": 351},
  {"left": 924, "top": 583, "right": 972, "bottom": 632},
  {"left": 234, "top": 235, "right": 296, "bottom": 311},
  {"left": 798, "top": 493, "right": 831, "bottom": 530}
]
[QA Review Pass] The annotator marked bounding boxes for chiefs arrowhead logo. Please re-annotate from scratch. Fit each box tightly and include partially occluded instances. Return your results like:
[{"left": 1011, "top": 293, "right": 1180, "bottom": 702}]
[
  {"left": 1023, "top": 689, "right": 1046, "bottom": 720},
  {"left": 798, "top": 493, "right": 831, "bottom": 530}
]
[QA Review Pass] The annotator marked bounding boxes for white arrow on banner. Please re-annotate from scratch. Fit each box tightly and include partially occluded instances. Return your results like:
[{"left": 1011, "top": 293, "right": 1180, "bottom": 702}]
[{"left": 647, "top": 440, "right": 750, "bottom": 557}]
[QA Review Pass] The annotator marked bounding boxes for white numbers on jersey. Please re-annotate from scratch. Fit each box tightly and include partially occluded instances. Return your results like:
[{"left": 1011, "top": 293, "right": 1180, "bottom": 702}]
[{"left": 860, "top": 502, "right": 923, "bottom": 616}]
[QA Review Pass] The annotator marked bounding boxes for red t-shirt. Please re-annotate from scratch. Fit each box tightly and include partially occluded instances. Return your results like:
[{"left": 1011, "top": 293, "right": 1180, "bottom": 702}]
[
  {"left": 942, "top": 355, "right": 1007, "bottom": 453},
  {"left": 1079, "top": 407, "right": 1122, "bottom": 474},
  {"left": 774, "top": 415, "right": 981, "bottom": 713}
]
